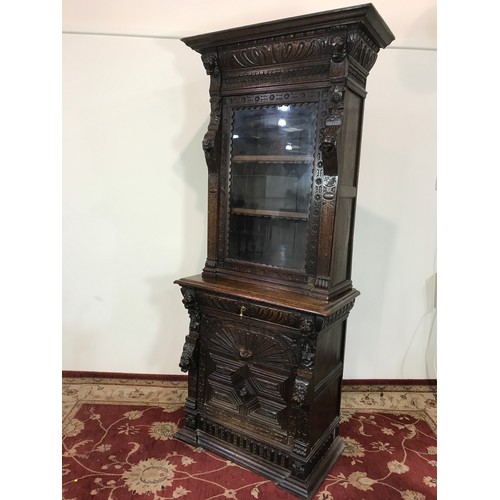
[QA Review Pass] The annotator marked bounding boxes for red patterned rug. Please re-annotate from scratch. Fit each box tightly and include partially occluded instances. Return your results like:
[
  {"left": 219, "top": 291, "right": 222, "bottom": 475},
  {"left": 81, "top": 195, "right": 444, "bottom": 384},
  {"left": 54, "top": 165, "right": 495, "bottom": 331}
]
[{"left": 62, "top": 378, "right": 437, "bottom": 499}]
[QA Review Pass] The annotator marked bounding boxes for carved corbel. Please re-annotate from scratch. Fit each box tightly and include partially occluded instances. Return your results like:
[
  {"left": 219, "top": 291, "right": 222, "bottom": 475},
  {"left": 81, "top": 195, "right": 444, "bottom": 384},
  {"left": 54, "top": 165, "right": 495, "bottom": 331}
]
[
  {"left": 347, "top": 30, "right": 378, "bottom": 72},
  {"left": 202, "top": 93, "right": 221, "bottom": 170},
  {"left": 320, "top": 85, "right": 344, "bottom": 177},
  {"left": 179, "top": 340, "right": 196, "bottom": 372},
  {"left": 179, "top": 287, "right": 201, "bottom": 373},
  {"left": 317, "top": 33, "right": 347, "bottom": 177},
  {"left": 201, "top": 51, "right": 222, "bottom": 174},
  {"left": 181, "top": 288, "right": 201, "bottom": 330},
  {"left": 330, "top": 33, "right": 347, "bottom": 63}
]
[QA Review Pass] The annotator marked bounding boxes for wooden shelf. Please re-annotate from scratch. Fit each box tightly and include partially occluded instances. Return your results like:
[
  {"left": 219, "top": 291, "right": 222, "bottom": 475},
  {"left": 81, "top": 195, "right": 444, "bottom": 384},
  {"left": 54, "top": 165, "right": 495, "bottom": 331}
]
[
  {"left": 232, "top": 154, "right": 313, "bottom": 163},
  {"left": 231, "top": 207, "right": 308, "bottom": 220}
]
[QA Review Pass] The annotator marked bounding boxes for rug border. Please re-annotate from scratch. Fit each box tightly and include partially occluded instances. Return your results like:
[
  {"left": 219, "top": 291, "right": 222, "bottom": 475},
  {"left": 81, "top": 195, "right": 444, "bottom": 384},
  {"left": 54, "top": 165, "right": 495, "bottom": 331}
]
[{"left": 62, "top": 370, "right": 436, "bottom": 386}]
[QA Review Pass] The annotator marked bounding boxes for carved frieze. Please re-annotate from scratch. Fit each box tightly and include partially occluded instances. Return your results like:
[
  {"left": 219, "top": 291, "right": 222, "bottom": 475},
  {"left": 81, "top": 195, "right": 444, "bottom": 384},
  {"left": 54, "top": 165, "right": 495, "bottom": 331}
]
[
  {"left": 222, "top": 262, "right": 307, "bottom": 284},
  {"left": 222, "top": 64, "right": 330, "bottom": 89},
  {"left": 199, "top": 416, "right": 291, "bottom": 464},
  {"left": 226, "top": 89, "right": 320, "bottom": 107},
  {"left": 319, "top": 299, "right": 356, "bottom": 330},
  {"left": 219, "top": 33, "right": 344, "bottom": 70}
]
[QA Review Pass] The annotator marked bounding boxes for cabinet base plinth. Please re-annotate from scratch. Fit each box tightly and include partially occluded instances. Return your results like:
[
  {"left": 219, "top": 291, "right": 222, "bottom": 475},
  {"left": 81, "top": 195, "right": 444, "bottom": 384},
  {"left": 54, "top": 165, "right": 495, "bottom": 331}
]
[
  {"left": 175, "top": 427, "right": 198, "bottom": 447},
  {"left": 175, "top": 426, "right": 344, "bottom": 499}
]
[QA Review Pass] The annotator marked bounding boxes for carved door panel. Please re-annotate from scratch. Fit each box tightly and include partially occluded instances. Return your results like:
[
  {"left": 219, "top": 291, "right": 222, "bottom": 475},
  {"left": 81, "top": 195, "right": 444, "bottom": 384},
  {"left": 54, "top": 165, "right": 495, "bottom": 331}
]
[{"left": 201, "top": 315, "right": 300, "bottom": 438}]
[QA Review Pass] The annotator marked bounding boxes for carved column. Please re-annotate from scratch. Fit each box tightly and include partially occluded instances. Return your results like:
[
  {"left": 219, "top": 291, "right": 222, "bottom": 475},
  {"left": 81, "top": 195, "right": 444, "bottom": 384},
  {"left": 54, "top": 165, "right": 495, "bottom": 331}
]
[
  {"left": 290, "top": 315, "right": 317, "bottom": 478},
  {"left": 315, "top": 35, "right": 346, "bottom": 292},
  {"left": 315, "top": 175, "right": 338, "bottom": 290},
  {"left": 201, "top": 51, "right": 222, "bottom": 276}
]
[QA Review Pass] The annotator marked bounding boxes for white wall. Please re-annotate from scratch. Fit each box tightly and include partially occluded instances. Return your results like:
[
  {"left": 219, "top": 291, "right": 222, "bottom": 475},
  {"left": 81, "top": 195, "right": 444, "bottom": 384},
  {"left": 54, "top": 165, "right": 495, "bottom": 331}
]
[{"left": 62, "top": 0, "right": 436, "bottom": 378}]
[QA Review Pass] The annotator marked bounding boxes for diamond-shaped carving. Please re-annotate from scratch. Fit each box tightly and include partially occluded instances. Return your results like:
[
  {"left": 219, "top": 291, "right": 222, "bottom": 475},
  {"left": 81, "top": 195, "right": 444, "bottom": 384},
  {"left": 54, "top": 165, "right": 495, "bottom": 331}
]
[
  {"left": 230, "top": 365, "right": 256, "bottom": 403},
  {"left": 206, "top": 352, "right": 290, "bottom": 432}
]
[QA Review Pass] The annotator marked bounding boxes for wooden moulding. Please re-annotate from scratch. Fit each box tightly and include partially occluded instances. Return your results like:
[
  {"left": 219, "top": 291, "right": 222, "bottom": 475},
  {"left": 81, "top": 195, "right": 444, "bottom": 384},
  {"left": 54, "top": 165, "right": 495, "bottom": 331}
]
[{"left": 175, "top": 274, "right": 359, "bottom": 317}]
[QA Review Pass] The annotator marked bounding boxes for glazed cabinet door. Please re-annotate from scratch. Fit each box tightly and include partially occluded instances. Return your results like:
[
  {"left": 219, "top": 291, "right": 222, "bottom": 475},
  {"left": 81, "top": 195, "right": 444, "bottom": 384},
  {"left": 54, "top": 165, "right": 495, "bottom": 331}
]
[
  {"left": 217, "top": 90, "right": 329, "bottom": 288},
  {"left": 227, "top": 103, "right": 317, "bottom": 271}
]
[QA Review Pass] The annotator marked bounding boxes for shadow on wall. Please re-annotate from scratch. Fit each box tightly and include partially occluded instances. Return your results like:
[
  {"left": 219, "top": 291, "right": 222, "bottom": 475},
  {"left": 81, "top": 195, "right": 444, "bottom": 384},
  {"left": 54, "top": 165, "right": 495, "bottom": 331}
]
[
  {"left": 145, "top": 121, "right": 209, "bottom": 372},
  {"left": 145, "top": 39, "right": 209, "bottom": 373}
]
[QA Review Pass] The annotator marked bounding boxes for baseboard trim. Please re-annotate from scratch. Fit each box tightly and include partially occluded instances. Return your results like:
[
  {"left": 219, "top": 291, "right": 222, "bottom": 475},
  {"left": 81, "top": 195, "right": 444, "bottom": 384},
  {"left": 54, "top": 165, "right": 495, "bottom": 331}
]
[
  {"left": 62, "top": 371, "right": 436, "bottom": 386},
  {"left": 343, "top": 379, "right": 437, "bottom": 386},
  {"left": 62, "top": 370, "right": 188, "bottom": 381}
]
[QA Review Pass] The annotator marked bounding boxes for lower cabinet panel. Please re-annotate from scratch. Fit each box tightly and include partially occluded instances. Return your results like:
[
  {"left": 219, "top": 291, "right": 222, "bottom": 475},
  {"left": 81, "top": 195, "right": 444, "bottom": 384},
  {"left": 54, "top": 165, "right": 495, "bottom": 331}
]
[{"left": 176, "top": 285, "right": 358, "bottom": 499}]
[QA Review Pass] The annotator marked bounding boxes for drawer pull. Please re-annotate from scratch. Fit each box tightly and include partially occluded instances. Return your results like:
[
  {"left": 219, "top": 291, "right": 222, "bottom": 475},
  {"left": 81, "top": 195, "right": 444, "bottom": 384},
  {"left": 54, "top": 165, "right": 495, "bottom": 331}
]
[{"left": 240, "top": 306, "right": 246, "bottom": 318}]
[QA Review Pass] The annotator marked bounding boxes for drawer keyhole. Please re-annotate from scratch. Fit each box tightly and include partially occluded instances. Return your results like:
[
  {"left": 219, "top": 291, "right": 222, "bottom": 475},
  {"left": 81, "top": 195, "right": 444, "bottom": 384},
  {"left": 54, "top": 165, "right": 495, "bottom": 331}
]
[{"left": 239, "top": 306, "right": 246, "bottom": 318}]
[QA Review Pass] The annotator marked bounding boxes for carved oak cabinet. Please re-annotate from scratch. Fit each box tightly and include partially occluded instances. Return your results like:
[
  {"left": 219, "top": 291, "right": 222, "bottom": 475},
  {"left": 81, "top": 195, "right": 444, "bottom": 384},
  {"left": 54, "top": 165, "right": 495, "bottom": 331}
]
[{"left": 175, "top": 5, "right": 394, "bottom": 498}]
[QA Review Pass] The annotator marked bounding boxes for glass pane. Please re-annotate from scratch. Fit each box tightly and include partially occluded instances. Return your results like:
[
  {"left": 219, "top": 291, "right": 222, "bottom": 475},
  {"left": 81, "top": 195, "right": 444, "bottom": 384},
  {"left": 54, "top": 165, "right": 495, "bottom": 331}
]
[{"left": 227, "top": 104, "right": 316, "bottom": 271}]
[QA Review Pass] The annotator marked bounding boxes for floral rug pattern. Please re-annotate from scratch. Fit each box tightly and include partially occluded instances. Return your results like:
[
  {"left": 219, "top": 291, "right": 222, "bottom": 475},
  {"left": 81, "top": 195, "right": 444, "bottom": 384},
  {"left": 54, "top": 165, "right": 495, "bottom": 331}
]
[{"left": 62, "top": 377, "right": 436, "bottom": 499}]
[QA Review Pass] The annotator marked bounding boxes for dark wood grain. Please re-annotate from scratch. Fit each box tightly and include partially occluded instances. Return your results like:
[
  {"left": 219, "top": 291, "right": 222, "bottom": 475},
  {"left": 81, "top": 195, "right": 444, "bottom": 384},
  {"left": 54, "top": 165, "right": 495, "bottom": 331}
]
[{"left": 175, "top": 5, "right": 393, "bottom": 498}]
